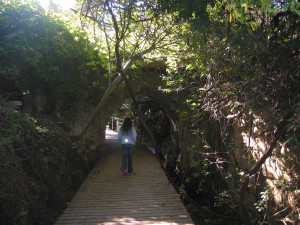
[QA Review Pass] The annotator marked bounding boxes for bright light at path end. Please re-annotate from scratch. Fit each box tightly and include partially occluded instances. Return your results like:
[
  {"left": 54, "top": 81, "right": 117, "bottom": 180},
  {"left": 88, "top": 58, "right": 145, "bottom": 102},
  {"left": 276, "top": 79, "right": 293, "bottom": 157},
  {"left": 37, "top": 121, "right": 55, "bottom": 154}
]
[{"left": 38, "top": 0, "right": 76, "bottom": 10}]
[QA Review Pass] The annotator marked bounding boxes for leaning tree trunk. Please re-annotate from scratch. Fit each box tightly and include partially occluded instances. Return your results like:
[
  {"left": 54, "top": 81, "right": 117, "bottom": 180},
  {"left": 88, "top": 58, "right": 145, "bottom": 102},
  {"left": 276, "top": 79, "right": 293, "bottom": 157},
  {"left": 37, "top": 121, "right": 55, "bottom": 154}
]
[
  {"left": 76, "top": 74, "right": 123, "bottom": 138},
  {"left": 74, "top": 44, "right": 156, "bottom": 138}
]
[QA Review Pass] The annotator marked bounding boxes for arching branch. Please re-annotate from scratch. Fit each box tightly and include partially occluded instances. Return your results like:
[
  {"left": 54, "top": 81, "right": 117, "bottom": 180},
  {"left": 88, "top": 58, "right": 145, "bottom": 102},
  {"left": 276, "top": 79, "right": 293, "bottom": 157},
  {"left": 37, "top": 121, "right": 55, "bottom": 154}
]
[{"left": 75, "top": 44, "right": 156, "bottom": 138}]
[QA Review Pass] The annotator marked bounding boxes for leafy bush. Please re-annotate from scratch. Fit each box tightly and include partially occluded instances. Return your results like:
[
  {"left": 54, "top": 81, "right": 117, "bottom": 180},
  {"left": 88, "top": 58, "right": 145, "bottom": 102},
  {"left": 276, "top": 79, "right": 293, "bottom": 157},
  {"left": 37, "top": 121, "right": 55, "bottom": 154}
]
[
  {"left": 0, "top": 99, "right": 89, "bottom": 225},
  {"left": 0, "top": 1, "right": 106, "bottom": 117}
]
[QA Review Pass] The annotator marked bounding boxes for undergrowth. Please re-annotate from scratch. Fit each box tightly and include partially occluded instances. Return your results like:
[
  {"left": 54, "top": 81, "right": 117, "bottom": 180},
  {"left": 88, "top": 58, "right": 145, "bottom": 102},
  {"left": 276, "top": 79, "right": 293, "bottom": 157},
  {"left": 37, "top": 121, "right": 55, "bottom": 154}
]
[{"left": 0, "top": 98, "right": 89, "bottom": 225}]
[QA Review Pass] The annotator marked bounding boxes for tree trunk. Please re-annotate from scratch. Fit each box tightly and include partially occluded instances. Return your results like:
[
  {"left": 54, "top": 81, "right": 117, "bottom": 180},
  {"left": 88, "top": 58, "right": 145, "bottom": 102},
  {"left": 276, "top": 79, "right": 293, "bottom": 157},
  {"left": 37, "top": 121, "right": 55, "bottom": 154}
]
[{"left": 75, "top": 74, "right": 123, "bottom": 138}]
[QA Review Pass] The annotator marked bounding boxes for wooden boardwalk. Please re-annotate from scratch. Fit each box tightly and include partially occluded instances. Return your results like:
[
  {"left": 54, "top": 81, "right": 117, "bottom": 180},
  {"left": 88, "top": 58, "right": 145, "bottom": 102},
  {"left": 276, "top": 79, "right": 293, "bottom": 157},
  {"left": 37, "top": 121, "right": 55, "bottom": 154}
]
[{"left": 55, "top": 129, "right": 194, "bottom": 225}]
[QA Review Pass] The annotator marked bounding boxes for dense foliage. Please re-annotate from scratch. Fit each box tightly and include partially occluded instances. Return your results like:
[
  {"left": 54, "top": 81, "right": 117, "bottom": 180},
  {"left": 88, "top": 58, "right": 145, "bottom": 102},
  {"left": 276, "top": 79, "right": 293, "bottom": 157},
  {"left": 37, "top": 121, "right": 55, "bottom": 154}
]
[
  {"left": 126, "top": 0, "right": 300, "bottom": 224},
  {"left": 151, "top": 0, "right": 300, "bottom": 224},
  {"left": 0, "top": 2, "right": 105, "bottom": 224},
  {"left": 0, "top": 0, "right": 106, "bottom": 118},
  {"left": 0, "top": 99, "right": 89, "bottom": 225}
]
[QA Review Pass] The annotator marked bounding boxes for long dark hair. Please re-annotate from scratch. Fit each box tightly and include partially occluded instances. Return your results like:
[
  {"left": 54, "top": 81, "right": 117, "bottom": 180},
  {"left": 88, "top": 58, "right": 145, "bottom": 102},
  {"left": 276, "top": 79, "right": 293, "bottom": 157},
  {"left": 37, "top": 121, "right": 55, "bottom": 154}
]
[{"left": 121, "top": 117, "right": 132, "bottom": 135}]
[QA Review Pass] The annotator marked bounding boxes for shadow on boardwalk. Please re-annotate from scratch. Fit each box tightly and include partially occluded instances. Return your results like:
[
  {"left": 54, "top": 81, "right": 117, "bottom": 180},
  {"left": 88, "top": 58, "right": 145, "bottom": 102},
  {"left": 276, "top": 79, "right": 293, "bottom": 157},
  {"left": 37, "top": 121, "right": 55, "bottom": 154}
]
[{"left": 55, "top": 129, "right": 194, "bottom": 225}]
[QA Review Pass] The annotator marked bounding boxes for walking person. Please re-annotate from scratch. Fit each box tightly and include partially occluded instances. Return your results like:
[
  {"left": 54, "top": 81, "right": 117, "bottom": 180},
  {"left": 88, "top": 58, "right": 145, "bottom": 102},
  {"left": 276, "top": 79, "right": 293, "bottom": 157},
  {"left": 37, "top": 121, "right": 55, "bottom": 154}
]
[{"left": 118, "top": 117, "right": 137, "bottom": 175}]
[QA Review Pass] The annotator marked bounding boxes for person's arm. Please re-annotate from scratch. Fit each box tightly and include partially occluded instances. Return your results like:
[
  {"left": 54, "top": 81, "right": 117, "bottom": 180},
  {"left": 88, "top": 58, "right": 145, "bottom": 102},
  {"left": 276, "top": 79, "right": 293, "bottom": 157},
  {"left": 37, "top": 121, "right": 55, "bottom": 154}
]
[{"left": 131, "top": 127, "right": 137, "bottom": 144}]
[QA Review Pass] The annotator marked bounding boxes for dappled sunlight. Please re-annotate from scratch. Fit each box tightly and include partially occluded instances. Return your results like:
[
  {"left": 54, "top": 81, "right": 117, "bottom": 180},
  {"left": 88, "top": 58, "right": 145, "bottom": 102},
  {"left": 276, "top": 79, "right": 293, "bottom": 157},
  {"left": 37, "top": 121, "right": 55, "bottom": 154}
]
[
  {"left": 241, "top": 129, "right": 299, "bottom": 210},
  {"left": 101, "top": 216, "right": 193, "bottom": 225}
]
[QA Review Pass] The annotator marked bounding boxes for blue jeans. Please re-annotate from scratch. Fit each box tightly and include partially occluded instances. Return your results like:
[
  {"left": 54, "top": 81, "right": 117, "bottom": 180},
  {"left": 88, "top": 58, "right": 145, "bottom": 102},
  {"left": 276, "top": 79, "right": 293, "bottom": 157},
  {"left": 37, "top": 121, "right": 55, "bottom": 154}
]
[{"left": 121, "top": 144, "right": 133, "bottom": 173}]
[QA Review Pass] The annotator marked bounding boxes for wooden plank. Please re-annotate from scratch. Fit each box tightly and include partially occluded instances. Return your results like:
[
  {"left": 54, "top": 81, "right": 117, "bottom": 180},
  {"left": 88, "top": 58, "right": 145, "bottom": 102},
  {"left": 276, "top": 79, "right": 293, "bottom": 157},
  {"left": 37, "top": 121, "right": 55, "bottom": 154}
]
[{"left": 55, "top": 131, "right": 194, "bottom": 225}]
